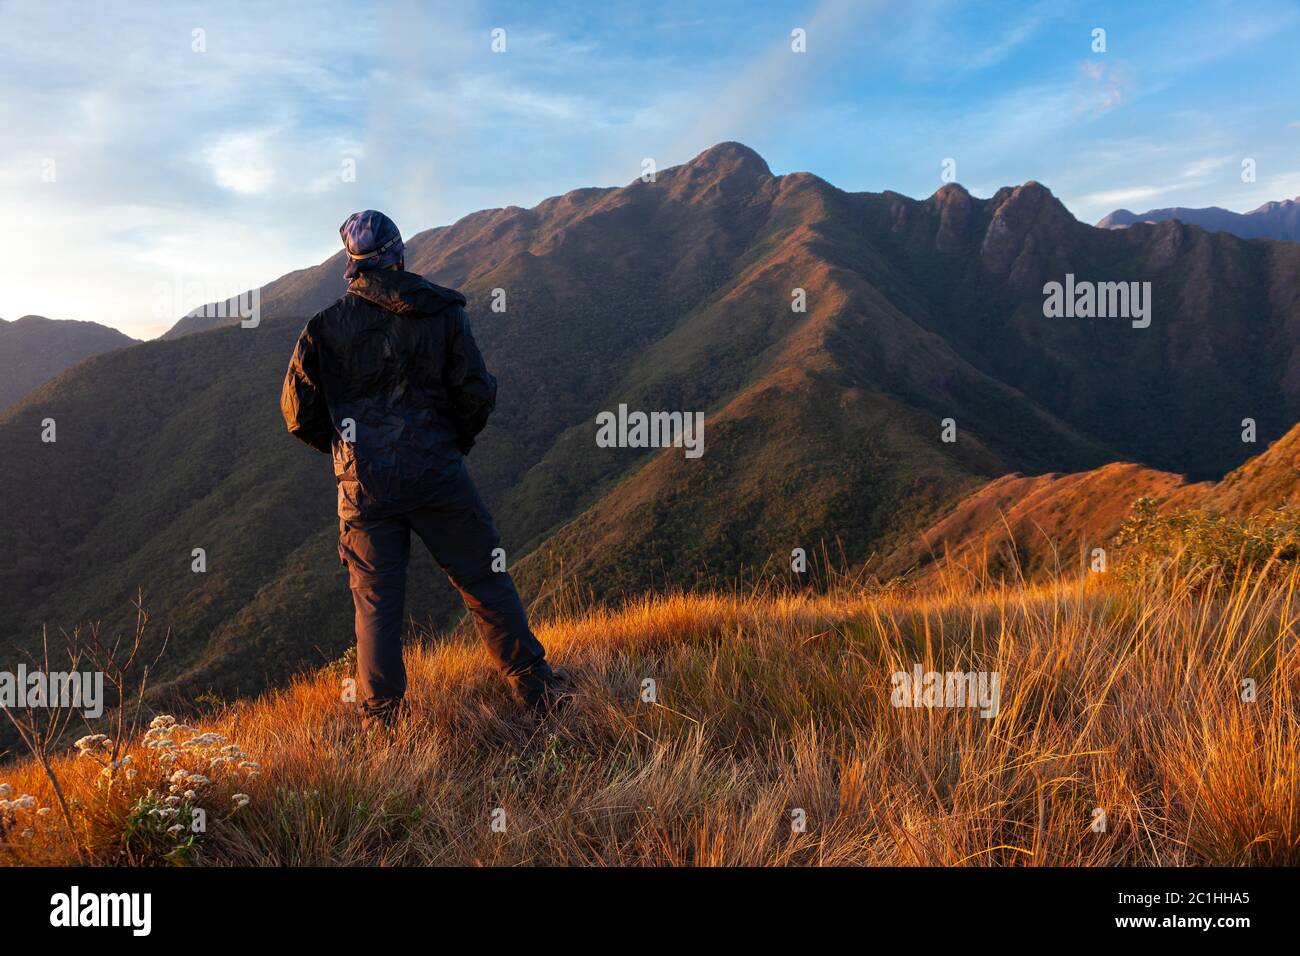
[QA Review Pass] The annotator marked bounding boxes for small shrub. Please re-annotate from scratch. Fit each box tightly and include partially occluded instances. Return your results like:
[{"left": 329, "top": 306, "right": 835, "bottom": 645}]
[{"left": 1113, "top": 497, "right": 1300, "bottom": 584}]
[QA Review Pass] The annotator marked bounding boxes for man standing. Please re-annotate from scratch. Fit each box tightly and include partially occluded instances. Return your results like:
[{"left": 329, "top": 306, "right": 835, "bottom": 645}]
[{"left": 281, "top": 210, "right": 568, "bottom": 724}]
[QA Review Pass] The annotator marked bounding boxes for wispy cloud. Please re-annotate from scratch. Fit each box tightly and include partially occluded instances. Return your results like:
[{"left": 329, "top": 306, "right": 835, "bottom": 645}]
[
  {"left": 1078, "top": 183, "right": 1189, "bottom": 208},
  {"left": 1076, "top": 60, "right": 1129, "bottom": 115},
  {"left": 666, "top": 0, "right": 891, "bottom": 165},
  {"left": 1179, "top": 155, "right": 1235, "bottom": 179}
]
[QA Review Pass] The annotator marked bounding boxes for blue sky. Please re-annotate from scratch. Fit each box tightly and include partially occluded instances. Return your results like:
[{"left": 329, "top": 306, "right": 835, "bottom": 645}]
[{"left": 1, "top": 0, "right": 1298, "bottom": 338}]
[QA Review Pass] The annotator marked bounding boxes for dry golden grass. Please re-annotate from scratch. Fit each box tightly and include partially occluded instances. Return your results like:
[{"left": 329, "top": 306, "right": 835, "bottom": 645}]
[{"left": 2, "top": 561, "right": 1297, "bottom": 866}]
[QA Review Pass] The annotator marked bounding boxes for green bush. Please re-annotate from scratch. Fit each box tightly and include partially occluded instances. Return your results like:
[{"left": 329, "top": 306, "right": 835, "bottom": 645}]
[{"left": 1113, "top": 497, "right": 1300, "bottom": 584}]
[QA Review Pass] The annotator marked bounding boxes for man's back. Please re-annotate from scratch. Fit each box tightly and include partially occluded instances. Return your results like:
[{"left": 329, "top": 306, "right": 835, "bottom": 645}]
[{"left": 281, "top": 268, "right": 496, "bottom": 520}]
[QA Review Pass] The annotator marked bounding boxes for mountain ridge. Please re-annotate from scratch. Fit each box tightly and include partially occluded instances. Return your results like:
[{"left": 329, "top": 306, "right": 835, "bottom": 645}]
[
  {"left": 883, "top": 422, "right": 1300, "bottom": 580},
  {"left": 1097, "top": 196, "right": 1300, "bottom": 241}
]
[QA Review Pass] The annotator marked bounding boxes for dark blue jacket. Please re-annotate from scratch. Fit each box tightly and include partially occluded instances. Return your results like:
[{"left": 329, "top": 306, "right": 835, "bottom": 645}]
[{"left": 281, "top": 269, "right": 496, "bottom": 520}]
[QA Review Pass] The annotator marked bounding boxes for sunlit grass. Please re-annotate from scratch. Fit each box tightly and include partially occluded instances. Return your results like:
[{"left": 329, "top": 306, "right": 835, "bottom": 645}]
[{"left": 2, "top": 559, "right": 1296, "bottom": 866}]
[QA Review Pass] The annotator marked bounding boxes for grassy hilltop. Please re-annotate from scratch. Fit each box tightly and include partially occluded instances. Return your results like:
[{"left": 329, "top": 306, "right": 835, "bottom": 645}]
[{"left": 3, "top": 546, "right": 1296, "bottom": 867}]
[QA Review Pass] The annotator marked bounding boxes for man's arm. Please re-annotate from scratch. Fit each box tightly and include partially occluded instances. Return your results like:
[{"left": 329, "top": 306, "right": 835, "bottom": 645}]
[
  {"left": 446, "top": 304, "right": 497, "bottom": 454},
  {"left": 280, "top": 319, "right": 333, "bottom": 454}
]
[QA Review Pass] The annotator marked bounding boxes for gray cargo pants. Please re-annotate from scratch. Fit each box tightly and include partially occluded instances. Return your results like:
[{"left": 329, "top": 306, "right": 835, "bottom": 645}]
[{"left": 338, "top": 468, "right": 548, "bottom": 720}]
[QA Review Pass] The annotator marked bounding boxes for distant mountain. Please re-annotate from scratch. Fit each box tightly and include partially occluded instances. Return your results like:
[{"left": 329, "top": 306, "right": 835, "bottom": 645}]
[
  {"left": 0, "top": 315, "right": 138, "bottom": 411},
  {"left": 3, "top": 141, "right": 1300, "bottom": 713},
  {"left": 1097, "top": 197, "right": 1300, "bottom": 241}
]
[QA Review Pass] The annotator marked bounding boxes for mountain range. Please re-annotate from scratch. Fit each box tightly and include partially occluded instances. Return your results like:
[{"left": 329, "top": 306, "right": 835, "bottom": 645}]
[
  {"left": 1097, "top": 197, "right": 1300, "bottom": 241},
  {"left": 0, "top": 315, "right": 137, "bottom": 411},
  {"left": 3, "top": 141, "right": 1299, "bottom": 714}
]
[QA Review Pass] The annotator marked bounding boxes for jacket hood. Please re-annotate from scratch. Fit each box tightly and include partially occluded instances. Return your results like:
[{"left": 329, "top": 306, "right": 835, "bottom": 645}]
[{"left": 347, "top": 269, "right": 467, "bottom": 317}]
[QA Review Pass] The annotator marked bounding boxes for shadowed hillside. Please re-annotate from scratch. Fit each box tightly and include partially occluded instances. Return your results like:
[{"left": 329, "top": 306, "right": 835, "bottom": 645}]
[{"left": 0, "top": 315, "right": 138, "bottom": 411}]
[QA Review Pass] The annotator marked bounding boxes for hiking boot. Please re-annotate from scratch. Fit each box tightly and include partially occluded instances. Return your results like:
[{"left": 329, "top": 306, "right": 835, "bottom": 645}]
[
  {"left": 510, "top": 663, "right": 574, "bottom": 716},
  {"left": 360, "top": 698, "right": 407, "bottom": 738}
]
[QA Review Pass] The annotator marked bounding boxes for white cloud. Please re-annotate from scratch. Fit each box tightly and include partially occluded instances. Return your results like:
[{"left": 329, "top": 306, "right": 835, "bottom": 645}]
[
  {"left": 1180, "top": 155, "right": 1234, "bottom": 178},
  {"left": 1077, "top": 183, "right": 1189, "bottom": 208},
  {"left": 206, "top": 131, "right": 277, "bottom": 195}
]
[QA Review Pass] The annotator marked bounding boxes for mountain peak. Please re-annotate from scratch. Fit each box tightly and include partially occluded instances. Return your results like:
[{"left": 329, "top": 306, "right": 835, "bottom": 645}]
[
  {"left": 988, "top": 180, "right": 1071, "bottom": 222},
  {"left": 1096, "top": 208, "right": 1139, "bottom": 228},
  {"left": 980, "top": 181, "right": 1076, "bottom": 275},
  {"left": 1249, "top": 196, "right": 1300, "bottom": 214},
  {"left": 926, "top": 183, "right": 977, "bottom": 250},
  {"left": 686, "top": 141, "right": 772, "bottom": 177},
  {"left": 930, "top": 182, "right": 972, "bottom": 202},
  {"left": 655, "top": 142, "right": 773, "bottom": 202}
]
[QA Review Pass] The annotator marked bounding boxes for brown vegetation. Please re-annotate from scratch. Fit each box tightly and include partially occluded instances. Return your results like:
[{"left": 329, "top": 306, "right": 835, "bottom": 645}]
[{"left": 3, "top": 553, "right": 1296, "bottom": 866}]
